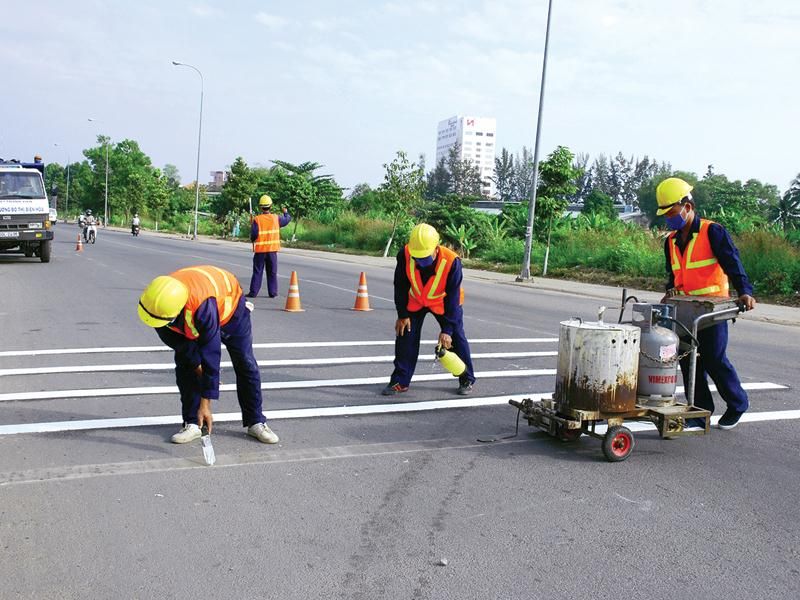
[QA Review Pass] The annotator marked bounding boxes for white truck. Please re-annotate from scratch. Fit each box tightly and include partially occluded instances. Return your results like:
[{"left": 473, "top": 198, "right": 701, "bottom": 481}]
[{"left": 0, "top": 159, "right": 54, "bottom": 262}]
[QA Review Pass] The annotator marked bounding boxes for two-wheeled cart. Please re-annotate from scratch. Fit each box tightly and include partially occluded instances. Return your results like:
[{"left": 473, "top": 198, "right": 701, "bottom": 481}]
[{"left": 509, "top": 293, "right": 743, "bottom": 462}]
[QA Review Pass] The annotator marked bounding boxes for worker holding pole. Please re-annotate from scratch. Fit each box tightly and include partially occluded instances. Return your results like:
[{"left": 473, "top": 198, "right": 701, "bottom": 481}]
[
  {"left": 656, "top": 177, "right": 756, "bottom": 430},
  {"left": 383, "top": 223, "right": 476, "bottom": 396}
]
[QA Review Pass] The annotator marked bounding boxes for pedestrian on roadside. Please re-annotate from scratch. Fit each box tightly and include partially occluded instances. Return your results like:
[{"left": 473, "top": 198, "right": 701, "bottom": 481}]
[
  {"left": 246, "top": 195, "right": 291, "bottom": 298},
  {"left": 383, "top": 223, "right": 476, "bottom": 396},
  {"left": 137, "top": 265, "right": 279, "bottom": 444},
  {"left": 656, "top": 177, "right": 756, "bottom": 430}
]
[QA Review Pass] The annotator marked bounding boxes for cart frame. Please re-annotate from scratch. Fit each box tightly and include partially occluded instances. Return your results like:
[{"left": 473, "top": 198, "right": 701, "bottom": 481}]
[{"left": 509, "top": 301, "right": 743, "bottom": 461}]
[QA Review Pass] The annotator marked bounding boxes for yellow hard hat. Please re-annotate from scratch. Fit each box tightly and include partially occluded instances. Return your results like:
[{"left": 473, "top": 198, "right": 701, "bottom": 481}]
[
  {"left": 408, "top": 223, "right": 440, "bottom": 258},
  {"left": 656, "top": 178, "right": 693, "bottom": 216},
  {"left": 138, "top": 276, "right": 189, "bottom": 328},
  {"left": 258, "top": 195, "right": 273, "bottom": 208}
]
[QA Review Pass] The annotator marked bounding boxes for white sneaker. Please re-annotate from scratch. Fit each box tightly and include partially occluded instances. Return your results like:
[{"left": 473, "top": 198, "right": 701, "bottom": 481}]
[
  {"left": 247, "top": 423, "right": 279, "bottom": 444},
  {"left": 171, "top": 424, "right": 202, "bottom": 444}
]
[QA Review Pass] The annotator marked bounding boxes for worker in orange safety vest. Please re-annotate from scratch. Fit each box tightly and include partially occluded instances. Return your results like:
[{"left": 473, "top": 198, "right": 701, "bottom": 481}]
[
  {"left": 138, "top": 265, "right": 279, "bottom": 445},
  {"left": 247, "top": 194, "right": 291, "bottom": 298},
  {"left": 382, "top": 223, "right": 475, "bottom": 397},
  {"left": 657, "top": 177, "right": 756, "bottom": 431}
]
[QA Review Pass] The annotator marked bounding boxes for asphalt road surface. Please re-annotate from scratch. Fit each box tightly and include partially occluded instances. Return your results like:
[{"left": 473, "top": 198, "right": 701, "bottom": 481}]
[{"left": 1, "top": 226, "right": 798, "bottom": 599}]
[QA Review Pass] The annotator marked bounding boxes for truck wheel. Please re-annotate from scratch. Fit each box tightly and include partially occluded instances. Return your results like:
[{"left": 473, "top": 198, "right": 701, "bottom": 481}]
[
  {"left": 602, "top": 426, "right": 634, "bottom": 462},
  {"left": 39, "top": 240, "right": 52, "bottom": 263}
]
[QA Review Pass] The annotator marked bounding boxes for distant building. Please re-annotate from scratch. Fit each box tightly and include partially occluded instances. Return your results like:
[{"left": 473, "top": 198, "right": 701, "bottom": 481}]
[
  {"left": 435, "top": 115, "right": 497, "bottom": 197},
  {"left": 208, "top": 170, "right": 228, "bottom": 191}
]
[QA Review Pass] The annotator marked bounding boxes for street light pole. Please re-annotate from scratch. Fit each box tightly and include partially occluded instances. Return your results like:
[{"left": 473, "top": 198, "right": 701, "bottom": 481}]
[
  {"left": 172, "top": 61, "right": 204, "bottom": 240},
  {"left": 103, "top": 141, "right": 109, "bottom": 227},
  {"left": 517, "top": 0, "right": 554, "bottom": 282}
]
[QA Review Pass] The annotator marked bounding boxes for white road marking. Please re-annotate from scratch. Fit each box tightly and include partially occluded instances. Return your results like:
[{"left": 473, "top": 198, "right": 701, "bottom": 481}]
[
  {"left": 0, "top": 338, "right": 558, "bottom": 358},
  {"left": 0, "top": 351, "right": 557, "bottom": 377},
  {"left": 0, "top": 369, "right": 554, "bottom": 402},
  {"left": 0, "top": 393, "right": 547, "bottom": 435},
  {"left": 0, "top": 395, "right": 796, "bottom": 437}
]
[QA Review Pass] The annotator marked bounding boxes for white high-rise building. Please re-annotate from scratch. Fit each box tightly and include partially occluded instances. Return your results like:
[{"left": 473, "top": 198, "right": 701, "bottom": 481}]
[{"left": 435, "top": 115, "right": 497, "bottom": 197}]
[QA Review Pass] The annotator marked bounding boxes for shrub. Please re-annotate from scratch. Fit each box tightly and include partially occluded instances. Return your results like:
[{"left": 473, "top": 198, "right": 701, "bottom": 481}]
[
  {"left": 736, "top": 231, "right": 800, "bottom": 296},
  {"left": 478, "top": 237, "right": 525, "bottom": 264}
]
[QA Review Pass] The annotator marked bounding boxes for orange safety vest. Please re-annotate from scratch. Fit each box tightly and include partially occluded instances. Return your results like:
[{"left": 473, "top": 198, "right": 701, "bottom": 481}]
[
  {"left": 167, "top": 266, "right": 243, "bottom": 339},
  {"left": 253, "top": 213, "right": 281, "bottom": 253},
  {"left": 405, "top": 245, "right": 464, "bottom": 315},
  {"left": 668, "top": 218, "right": 730, "bottom": 297}
]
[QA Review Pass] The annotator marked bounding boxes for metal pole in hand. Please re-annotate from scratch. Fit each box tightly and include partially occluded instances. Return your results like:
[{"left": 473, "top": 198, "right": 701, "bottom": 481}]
[
  {"left": 517, "top": 0, "right": 554, "bottom": 282},
  {"left": 172, "top": 61, "right": 204, "bottom": 240}
]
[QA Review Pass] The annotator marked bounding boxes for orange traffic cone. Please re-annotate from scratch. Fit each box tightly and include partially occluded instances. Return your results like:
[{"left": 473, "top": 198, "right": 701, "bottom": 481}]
[
  {"left": 351, "top": 272, "right": 373, "bottom": 311},
  {"left": 283, "top": 271, "right": 305, "bottom": 312},
  {"left": 75, "top": 233, "right": 83, "bottom": 252}
]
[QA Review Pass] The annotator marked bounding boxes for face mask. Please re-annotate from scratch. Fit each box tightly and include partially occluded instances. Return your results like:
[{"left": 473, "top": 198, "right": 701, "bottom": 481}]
[
  {"left": 665, "top": 207, "right": 687, "bottom": 230},
  {"left": 414, "top": 255, "right": 435, "bottom": 268}
]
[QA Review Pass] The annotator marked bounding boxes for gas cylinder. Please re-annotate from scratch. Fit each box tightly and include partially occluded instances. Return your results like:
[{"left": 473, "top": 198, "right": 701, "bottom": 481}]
[
  {"left": 436, "top": 345, "right": 466, "bottom": 377},
  {"left": 630, "top": 303, "right": 680, "bottom": 405}
]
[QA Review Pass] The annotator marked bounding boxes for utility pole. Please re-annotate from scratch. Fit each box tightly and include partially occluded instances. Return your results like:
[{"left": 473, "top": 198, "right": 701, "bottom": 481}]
[{"left": 517, "top": 0, "right": 555, "bottom": 282}]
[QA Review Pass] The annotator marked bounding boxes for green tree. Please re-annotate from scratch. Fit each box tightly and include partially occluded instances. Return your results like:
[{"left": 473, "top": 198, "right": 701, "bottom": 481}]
[
  {"left": 772, "top": 173, "right": 800, "bottom": 231},
  {"left": 425, "top": 156, "right": 451, "bottom": 201},
  {"left": 445, "top": 144, "right": 483, "bottom": 199},
  {"left": 146, "top": 172, "right": 171, "bottom": 230},
  {"left": 491, "top": 148, "right": 516, "bottom": 202},
  {"left": 378, "top": 150, "right": 426, "bottom": 257},
  {"left": 269, "top": 160, "right": 344, "bottom": 241},
  {"left": 513, "top": 146, "right": 536, "bottom": 202},
  {"left": 162, "top": 164, "right": 181, "bottom": 187},
  {"left": 536, "top": 146, "right": 580, "bottom": 274},
  {"left": 43, "top": 163, "right": 66, "bottom": 211},
  {"left": 348, "top": 183, "right": 383, "bottom": 214},
  {"left": 581, "top": 188, "right": 617, "bottom": 220},
  {"left": 218, "top": 157, "right": 257, "bottom": 217}
]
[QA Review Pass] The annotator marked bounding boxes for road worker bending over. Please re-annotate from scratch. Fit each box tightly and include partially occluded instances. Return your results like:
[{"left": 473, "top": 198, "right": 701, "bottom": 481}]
[
  {"left": 138, "top": 265, "right": 279, "bottom": 444},
  {"left": 383, "top": 223, "right": 476, "bottom": 396}
]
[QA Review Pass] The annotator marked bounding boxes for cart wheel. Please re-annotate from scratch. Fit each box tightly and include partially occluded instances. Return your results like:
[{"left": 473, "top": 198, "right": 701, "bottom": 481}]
[
  {"left": 602, "top": 426, "right": 635, "bottom": 462},
  {"left": 556, "top": 424, "right": 582, "bottom": 442}
]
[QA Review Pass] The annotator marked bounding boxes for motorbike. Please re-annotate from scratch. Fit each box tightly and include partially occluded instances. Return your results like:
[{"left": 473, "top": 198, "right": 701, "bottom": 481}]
[
  {"left": 85, "top": 222, "right": 97, "bottom": 244},
  {"left": 131, "top": 223, "right": 140, "bottom": 236}
]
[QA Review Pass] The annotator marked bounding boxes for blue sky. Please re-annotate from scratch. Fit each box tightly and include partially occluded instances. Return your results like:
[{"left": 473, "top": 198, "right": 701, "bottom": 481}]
[{"left": 3, "top": 0, "right": 799, "bottom": 193}]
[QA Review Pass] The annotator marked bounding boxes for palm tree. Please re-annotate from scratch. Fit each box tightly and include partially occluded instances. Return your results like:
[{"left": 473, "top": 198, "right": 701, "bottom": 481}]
[{"left": 772, "top": 173, "right": 800, "bottom": 231}]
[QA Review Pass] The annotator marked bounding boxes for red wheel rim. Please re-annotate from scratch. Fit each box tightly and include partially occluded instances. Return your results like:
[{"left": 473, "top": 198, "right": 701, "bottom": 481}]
[{"left": 611, "top": 432, "right": 631, "bottom": 457}]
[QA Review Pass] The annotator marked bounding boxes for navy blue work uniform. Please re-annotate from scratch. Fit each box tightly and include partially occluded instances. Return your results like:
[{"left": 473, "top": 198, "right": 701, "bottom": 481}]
[
  {"left": 248, "top": 211, "right": 291, "bottom": 298},
  {"left": 156, "top": 296, "right": 266, "bottom": 427},
  {"left": 389, "top": 249, "right": 476, "bottom": 388},
  {"left": 665, "top": 218, "right": 752, "bottom": 414}
]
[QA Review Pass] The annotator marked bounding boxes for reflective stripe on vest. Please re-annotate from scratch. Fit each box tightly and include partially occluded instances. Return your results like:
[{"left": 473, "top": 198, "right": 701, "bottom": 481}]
[
  {"left": 253, "top": 213, "right": 281, "bottom": 253},
  {"left": 405, "top": 245, "right": 464, "bottom": 315},
  {"left": 668, "top": 219, "right": 730, "bottom": 297},
  {"left": 167, "top": 266, "right": 243, "bottom": 339}
]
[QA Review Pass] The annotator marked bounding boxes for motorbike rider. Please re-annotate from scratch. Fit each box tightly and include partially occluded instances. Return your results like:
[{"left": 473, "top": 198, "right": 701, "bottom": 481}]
[
  {"left": 132, "top": 213, "right": 141, "bottom": 235},
  {"left": 83, "top": 210, "right": 96, "bottom": 242}
]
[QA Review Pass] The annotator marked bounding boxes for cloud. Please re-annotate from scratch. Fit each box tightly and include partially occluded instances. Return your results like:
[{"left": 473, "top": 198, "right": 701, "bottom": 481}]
[
  {"left": 255, "top": 12, "right": 288, "bottom": 29},
  {"left": 191, "top": 5, "right": 220, "bottom": 18},
  {"left": 310, "top": 16, "right": 353, "bottom": 33}
]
